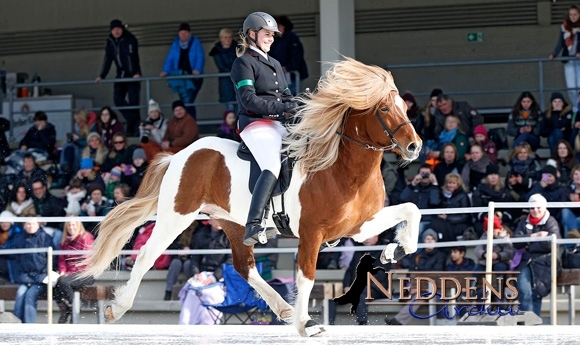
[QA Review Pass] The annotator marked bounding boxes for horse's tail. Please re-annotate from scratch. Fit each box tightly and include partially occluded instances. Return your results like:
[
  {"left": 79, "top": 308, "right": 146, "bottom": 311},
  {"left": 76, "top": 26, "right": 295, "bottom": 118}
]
[{"left": 80, "top": 153, "right": 174, "bottom": 278}]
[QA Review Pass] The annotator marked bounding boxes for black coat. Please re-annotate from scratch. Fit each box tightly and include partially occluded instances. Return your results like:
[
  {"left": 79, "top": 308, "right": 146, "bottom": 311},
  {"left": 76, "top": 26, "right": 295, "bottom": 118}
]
[
  {"left": 19, "top": 123, "right": 57, "bottom": 154},
  {"left": 230, "top": 50, "right": 294, "bottom": 131},
  {"left": 399, "top": 183, "right": 440, "bottom": 222},
  {"left": 401, "top": 248, "right": 447, "bottom": 272},
  {"left": 189, "top": 224, "right": 231, "bottom": 281},
  {"left": 434, "top": 101, "right": 483, "bottom": 138},
  {"left": 209, "top": 41, "right": 237, "bottom": 103},
  {"left": 99, "top": 30, "right": 141, "bottom": 79},
  {"left": 33, "top": 191, "right": 66, "bottom": 229},
  {"left": 440, "top": 189, "right": 472, "bottom": 232},
  {"left": 269, "top": 30, "right": 308, "bottom": 80}
]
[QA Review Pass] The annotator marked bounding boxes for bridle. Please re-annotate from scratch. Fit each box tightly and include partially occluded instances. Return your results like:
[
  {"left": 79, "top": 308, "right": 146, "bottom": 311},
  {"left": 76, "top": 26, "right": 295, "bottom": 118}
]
[{"left": 337, "top": 108, "right": 412, "bottom": 152}]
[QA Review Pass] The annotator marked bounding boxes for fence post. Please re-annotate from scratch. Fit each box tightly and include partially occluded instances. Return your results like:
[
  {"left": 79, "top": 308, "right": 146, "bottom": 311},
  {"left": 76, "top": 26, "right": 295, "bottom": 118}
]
[
  {"left": 485, "top": 201, "right": 495, "bottom": 306},
  {"left": 145, "top": 79, "right": 151, "bottom": 105},
  {"left": 47, "top": 246, "right": 53, "bottom": 324},
  {"left": 538, "top": 61, "right": 545, "bottom": 110},
  {"left": 551, "top": 234, "right": 557, "bottom": 325}
]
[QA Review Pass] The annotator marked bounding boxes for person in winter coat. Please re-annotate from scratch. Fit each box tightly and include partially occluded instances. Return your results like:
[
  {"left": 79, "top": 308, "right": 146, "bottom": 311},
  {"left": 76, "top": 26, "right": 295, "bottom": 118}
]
[
  {"left": 120, "top": 148, "right": 149, "bottom": 196},
  {"left": 90, "top": 107, "right": 125, "bottom": 151},
  {"left": 433, "top": 143, "right": 463, "bottom": 186},
  {"left": 401, "top": 92, "right": 425, "bottom": 137},
  {"left": 560, "top": 164, "right": 580, "bottom": 239},
  {"left": 0, "top": 211, "right": 22, "bottom": 283},
  {"left": 9, "top": 219, "right": 53, "bottom": 323},
  {"left": 540, "top": 92, "right": 575, "bottom": 154},
  {"left": 507, "top": 91, "right": 543, "bottom": 151},
  {"left": 161, "top": 22, "right": 205, "bottom": 119},
  {"left": 512, "top": 194, "right": 561, "bottom": 317},
  {"left": 434, "top": 94, "right": 483, "bottom": 140},
  {"left": 30, "top": 178, "right": 65, "bottom": 248},
  {"left": 139, "top": 99, "right": 167, "bottom": 146},
  {"left": 95, "top": 19, "right": 142, "bottom": 136},
  {"left": 400, "top": 165, "right": 441, "bottom": 235},
  {"left": 19, "top": 111, "right": 57, "bottom": 157},
  {"left": 438, "top": 173, "right": 472, "bottom": 237},
  {"left": 446, "top": 245, "right": 476, "bottom": 272},
  {"left": 505, "top": 142, "right": 543, "bottom": 201},
  {"left": 526, "top": 165, "right": 567, "bottom": 219},
  {"left": 209, "top": 28, "right": 237, "bottom": 106},
  {"left": 460, "top": 143, "right": 492, "bottom": 192},
  {"left": 550, "top": 141, "right": 577, "bottom": 184},
  {"left": 384, "top": 229, "right": 448, "bottom": 325},
  {"left": 473, "top": 124, "right": 498, "bottom": 164},
  {"left": 216, "top": 110, "right": 241, "bottom": 142},
  {"left": 6, "top": 183, "right": 37, "bottom": 218},
  {"left": 100, "top": 132, "right": 133, "bottom": 173},
  {"left": 55, "top": 219, "right": 95, "bottom": 323}
]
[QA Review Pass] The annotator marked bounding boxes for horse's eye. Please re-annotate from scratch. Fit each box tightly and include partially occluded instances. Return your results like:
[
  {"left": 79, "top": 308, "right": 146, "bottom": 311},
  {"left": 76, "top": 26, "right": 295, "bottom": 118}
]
[{"left": 381, "top": 107, "right": 389, "bottom": 112}]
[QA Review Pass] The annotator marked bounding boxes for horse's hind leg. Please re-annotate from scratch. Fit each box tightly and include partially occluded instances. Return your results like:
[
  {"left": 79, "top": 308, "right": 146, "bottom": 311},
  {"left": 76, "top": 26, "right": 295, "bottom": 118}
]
[
  {"left": 107, "top": 211, "right": 198, "bottom": 322},
  {"left": 220, "top": 220, "right": 293, "bottom": 321}
]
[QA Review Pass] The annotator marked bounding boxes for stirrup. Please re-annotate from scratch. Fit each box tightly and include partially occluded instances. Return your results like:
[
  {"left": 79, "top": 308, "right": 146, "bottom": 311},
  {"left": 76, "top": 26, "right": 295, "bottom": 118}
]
[{"left": 243, "top": 226, "right": 277, "bottom": 246}]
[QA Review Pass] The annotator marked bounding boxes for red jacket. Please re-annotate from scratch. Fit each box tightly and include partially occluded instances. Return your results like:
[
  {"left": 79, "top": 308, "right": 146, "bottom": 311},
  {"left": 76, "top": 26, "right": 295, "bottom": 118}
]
[{"left": 58, "top": 232, "right": 94, "bottom": 274}]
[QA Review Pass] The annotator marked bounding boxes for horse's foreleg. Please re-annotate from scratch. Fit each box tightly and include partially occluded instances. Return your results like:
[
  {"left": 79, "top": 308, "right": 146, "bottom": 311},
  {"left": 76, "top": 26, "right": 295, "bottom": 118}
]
[
  {"left": 294, "top": 236, "right": 326, "bottom": 337},
  {"left": 221, "top": 220, "right": 293, "bottom": 321},
  {"left": 107, "top": 211, "right": 198, "bottom": 322},
  {"left": 352, "top": 202, "right": 421, "bottom": 262}
]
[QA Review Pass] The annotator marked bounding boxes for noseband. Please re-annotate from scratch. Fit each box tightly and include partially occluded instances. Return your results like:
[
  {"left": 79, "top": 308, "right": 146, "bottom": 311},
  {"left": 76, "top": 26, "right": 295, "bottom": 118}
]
[{"left": 337, "top": 109, "right": 412, "bottom": 152}]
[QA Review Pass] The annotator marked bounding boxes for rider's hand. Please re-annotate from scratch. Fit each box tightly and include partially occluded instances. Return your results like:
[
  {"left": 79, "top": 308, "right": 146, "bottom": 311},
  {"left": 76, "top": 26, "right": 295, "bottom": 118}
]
[{"left": 284, "top": 101, "right": 298, "bottom": 114}]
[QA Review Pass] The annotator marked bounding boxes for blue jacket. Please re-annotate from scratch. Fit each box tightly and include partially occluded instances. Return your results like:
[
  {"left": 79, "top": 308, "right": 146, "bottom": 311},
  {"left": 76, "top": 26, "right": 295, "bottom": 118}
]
[
  {"left": 0, "top": 224, "right": 23, "bottom": 283},
  {"left": 10, "top": 228, "right": 53, "bottom": 284},
  {"left": 162, "top": 36, "right": 205, "bottom": 75}
]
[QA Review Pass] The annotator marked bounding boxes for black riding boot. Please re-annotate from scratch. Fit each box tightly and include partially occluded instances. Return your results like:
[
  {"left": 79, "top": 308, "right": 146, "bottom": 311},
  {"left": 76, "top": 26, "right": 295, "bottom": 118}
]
[{"left": 244, "top": 170, "right": 278, "bottom": 246}]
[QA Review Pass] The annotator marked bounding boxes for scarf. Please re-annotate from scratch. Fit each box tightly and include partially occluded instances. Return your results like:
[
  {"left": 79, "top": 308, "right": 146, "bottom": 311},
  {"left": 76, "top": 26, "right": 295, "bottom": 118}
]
[
  {"left": 510, "top": 157, "right": 532, "bottom": 175},
  {"left": 528, "top": 215, "right": 542, "bottom": 226},
  {"left": 179, "top": 38, "right": 190, "bottom": 50},
  {"left": 438, "top": 128, "right": 458, "bottom": 144},
  {"left": 562, "top": 19, "right": 580, "bottom": 51},
  {"left": 10, "top": 198, "right": 33, "bottom": 216}
]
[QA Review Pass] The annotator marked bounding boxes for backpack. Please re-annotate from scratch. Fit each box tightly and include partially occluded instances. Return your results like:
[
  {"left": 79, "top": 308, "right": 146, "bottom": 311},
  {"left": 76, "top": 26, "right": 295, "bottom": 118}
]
[{"left": 488, "top": 127, "right": 508, "bottom": 151}]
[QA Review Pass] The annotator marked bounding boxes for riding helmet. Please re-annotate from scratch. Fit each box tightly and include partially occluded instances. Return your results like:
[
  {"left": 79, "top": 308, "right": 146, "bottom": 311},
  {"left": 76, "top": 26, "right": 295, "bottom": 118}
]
[{"left": 243, "top": 12, "right": 280, "bottom": 35}]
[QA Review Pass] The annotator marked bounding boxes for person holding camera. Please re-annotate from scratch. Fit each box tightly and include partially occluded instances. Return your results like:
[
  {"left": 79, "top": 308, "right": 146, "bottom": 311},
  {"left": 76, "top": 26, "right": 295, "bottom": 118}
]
[
  {"left": 139, "top": 99, "right": 167, "bottom": 146},
  {"left": 399, "top": 165, "right": 441, "bottom": 237}
]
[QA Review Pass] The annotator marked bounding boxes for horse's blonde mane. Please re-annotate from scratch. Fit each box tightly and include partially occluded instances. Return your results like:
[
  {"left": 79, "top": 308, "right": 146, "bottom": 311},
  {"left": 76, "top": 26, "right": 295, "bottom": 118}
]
[{"left": 285, "top": 57, "right": 398, "bottom": 175}]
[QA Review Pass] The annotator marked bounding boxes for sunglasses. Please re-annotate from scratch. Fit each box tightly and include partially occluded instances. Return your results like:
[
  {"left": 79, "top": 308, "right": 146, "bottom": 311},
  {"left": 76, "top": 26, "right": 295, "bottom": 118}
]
[{"left": 114, "top": 141, "right": 125, "bottom": 144}]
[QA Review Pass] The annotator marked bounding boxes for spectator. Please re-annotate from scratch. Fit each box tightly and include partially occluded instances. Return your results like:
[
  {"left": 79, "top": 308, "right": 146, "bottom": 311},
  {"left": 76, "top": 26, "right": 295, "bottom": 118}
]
[
  {"left": 472, "top": 215, "right": 513, "bottom": 300},
  {"left": 91, "top": 107, "right": 125, "bottom": 150},
  {"left": 55, "top": 219, "right": 95, "bottom": 323},
  {"left": 540, "top": 92, "right": 575, "bottom": 154},
  {"left": 110, "top": 182, "right": 131, "bottom": 207},
  {"left": 0, "top": 210, "right": 22, "bottom": 283},
  {"left": 81, "top": 133, "right": 109, "bottom": 171},
  {"left": 340, "top": 234, "right": 392, "bottom": 325},
  {"left": 30, "top": 178, "right": 65, "bottom": 249},
  {"left": 139, "top": 99, "right": 167, "bottom": 146},
  {"left": 513, "top": 194, "right": 561, "bottom": 317},
  {"left": 473, "top": 124, "right": 498, "bottom": 164},
  {"left": 561, "top": 164, "right": 580, "bottom": 238},
  {"left": 401, "top": 92, "right": 425, "bottom": 137},
  {"left": 550, "top": 140, "right": 577, "bottom": 184},
  {"left": 101, "top": 132, "right": 132, "bottom": 173},
  {"left": 0, "top": 117, "right": 11, "bottom": 162},
  {"left": 6, "top": 183, "right": 37, "bottom": 218},
  {"left": 104, "top": 167, "right": 122, "bottom": 201},
  {"left": 505, "top": 142, "right": 542, "bottom": 201},
  {"left": 400, "top": 165, "right": 441, "bottom": 236},
  {"left": 161, "top": 22, "right": 205, "bottom": 119},
  {"left": 438, "top": 173, "right": 472, "bottom": 238},
  {"left": 126, "top": 222, "right": 170, "bottom": 271},
  {"left": 422, "top": 88, "right": 443, "bottom": 141},
  {"left": 80, "top": 183, "right": 110, "bottom": 235},
  {"left": 270, "top": 15, "right": 308, "bottom": 95},
  {"left": 141, "top": 100, "right": 199, "bottom": 161},
  {"left": 59, "top": 108, "right": 92, "bottom": 174},
  {"left": 216, "top": 110, "right": 241, "bottom": 142},
  {"left": 120, "top": 147, "right": 149, "bottom": 196},
  {"left": 381, "top": 158, "right": 407, "bottom": 205},
  {"left": 460, "top": 143, "right": 492, "bottom": 192},
  {"left": 384, "top": 229, "right": 447, "bottom": 325},
  {"left": 10, "top": 218, "right": 53, "bottom": 323},
  {"left": 164, "top": 222, "right": 196, "bottom": 300},
  {"left": 433, "top": 143, "right": 463, "bottom": 186},
  {"left": 548, "top": 4, "right": 580, "bottom": 110},
  {"left": 526, "top": 165, "right": 566, "bottom": 219},
  {"left": 426, "top": 115, "right": 469, "bottom": 167},
  {"left": 507, "top": 91, "right": 543, "bottom": 151},
  {"left": 63, "top": 178, "right": 86, "bottom": 217},
  {"left": 95, "top": 19, "right": 141, "bottom": 136},
  {"left": 19, "top": 111, "right": 57, "bottom": 157},
  {"left": 471, "top": 164, "right": 516, "bottom": 232},
  {"left": 208, "top": 28, "right": 238, "bottom": 108},
  {"left": 15, "top": 153, "right": 46, "bottom": 194},
  {"left": 434, "top": 94, "right": 482, "bottom": 140},
  {"left": 75, "top": 157, "right": 105, "bottom": 191},
  {"left": 446, "top": 245, "right": 475, "bottom": 272}
]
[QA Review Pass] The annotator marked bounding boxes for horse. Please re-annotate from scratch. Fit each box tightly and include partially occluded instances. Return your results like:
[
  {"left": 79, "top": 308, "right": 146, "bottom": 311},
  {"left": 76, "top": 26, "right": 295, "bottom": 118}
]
[{"left": 81, "top": 57, "right": 422, "bottom": 337}]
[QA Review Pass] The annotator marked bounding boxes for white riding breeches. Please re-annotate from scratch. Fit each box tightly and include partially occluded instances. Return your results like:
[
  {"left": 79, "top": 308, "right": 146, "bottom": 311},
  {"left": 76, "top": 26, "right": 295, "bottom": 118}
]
[{"left": 240, "top": 120, "right": 287, "bottom": 178}]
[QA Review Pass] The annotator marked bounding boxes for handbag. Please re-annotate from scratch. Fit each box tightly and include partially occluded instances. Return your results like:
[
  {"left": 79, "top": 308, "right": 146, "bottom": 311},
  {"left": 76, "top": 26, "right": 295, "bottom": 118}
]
[{"left": 562, "top": 245, "right": 580, "bottom": 268}]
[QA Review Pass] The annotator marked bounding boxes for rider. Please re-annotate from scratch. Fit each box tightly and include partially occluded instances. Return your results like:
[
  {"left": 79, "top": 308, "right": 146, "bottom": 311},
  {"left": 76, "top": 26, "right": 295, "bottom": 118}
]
[{"left": 231, "top": 12, "right": 298, "bottom": 246}]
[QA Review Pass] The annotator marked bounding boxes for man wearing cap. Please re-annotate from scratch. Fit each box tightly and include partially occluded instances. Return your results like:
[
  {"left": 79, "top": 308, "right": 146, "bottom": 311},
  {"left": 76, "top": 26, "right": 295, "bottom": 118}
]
[
  {"left": 140, "top": 100, "right": 199, "bottom": 161},
  {"left": 160, "top": 22, "right": 205, "bottom": 119},
  {"left": 95, "top": 19, "right": 142, "bottom": 136}
]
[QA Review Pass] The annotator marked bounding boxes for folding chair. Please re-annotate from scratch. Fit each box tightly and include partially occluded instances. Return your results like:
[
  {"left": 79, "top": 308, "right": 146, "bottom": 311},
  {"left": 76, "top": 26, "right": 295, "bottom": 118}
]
[{"left": 203, "top": 262, "right": 268, "bottom": 324}]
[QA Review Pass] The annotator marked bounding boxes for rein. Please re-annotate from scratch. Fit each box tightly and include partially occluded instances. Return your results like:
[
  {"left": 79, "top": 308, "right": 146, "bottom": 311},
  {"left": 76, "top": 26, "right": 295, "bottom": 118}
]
[{"left": 336, "top": 109, "right": 411, "bottom": 152}]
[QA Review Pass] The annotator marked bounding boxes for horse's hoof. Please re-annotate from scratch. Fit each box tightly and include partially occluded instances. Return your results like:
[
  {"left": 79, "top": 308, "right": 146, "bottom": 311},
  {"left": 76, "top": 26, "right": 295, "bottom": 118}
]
[
  {"left": 393, "top": 245, "right": 406, "bottom": 261},
  {"left": 279, "top": 308, "right": 293, "bottom": 320},
  {"left": 104, "top": 305, "right": 116, "bottom": 323},
  {"left": 304, "top": 320, "right": 326, "bottom": 337},
  {"left": 380, "top": 243, "right": 399, "bottom": 264}
]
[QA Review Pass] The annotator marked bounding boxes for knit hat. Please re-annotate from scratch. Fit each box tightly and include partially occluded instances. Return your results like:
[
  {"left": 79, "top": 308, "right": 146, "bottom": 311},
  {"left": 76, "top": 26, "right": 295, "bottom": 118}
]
[
  {"left": 86, "top": 132, "right": 101, "bottom": 144},
  {"left": 0, "top": 210, "right": 15, "bottom": 225},
  {"left": 550, "top": 92, "right": 566, "bottom": 103},
  {"left": 401, "top": 92, "right": 416, "bottom": 105},
  {"left": 110, "top": 19, "right": 124, "bottom": 30},
  {"left": 148, "top": 99, "right": 161, "bottom": 114},
  {"left": 430, "top": 88, "right": 443, "bottom": 98},
  {"left": 80, "top": 157, "right": 94, "bottom": 170},
  {"left": 132, "top": 148, "right": 147, "bottom": 161},
  {"left": 473, "top": 124, "right": 488, "bottom": 137},
  {"left": 485, "top": 164, "right": 500, "bottom": 175},
  {"left": 542, "top": 165, "right": 558, "bottom": 177},
  {"left": 546, "top": 158, "right": 558, "bottom": 169},
  {"left": 178, "top": 22, "right": 191, "bottom": 32},
  {"left": 528, "top": 193, "right": 548, "bottom": 208},
  {"left": 172, "top": 100, "right": 185, "bottom": 111},
  {"left": 422, "top": 228, "right": 438, "bottom": 242},
  {"left": 110, "top": 167, "right": 122, "bottom": 178},
  {"left": 483, "top": 215, "right": 502, "bottom": 231},
  {"left": 87, "top": 183, "right": 104, "bottom": 196}
]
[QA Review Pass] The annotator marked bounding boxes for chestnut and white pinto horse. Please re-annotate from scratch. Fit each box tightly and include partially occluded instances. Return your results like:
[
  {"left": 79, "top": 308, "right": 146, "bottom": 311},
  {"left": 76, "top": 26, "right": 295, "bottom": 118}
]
[{"left": 81, "top": 58, "right": 422, "bottom": 337}]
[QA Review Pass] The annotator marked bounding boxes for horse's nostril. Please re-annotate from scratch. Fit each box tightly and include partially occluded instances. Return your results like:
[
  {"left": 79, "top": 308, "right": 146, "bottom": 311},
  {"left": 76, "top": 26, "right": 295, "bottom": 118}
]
[{"left": 407, "top": 143, "right": 417, "bottom": 152}]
